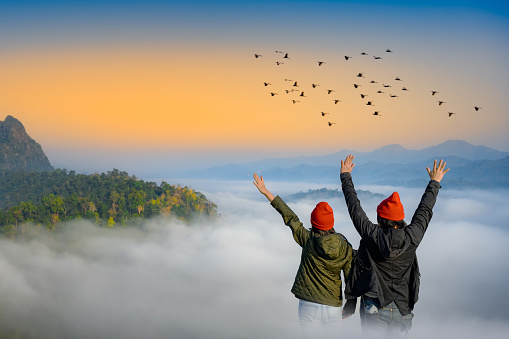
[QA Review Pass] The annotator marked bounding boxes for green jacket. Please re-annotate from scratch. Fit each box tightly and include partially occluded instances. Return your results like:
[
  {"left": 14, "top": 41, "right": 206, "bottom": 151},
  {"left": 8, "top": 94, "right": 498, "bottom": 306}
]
[{"left": 271, "top": 196, "right": 353, "bottom": 307}]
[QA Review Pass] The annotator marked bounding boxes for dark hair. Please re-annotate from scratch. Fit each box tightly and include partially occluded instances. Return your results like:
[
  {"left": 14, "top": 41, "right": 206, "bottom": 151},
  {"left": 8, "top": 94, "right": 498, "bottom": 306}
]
[
  {"left": 377, "top": 216, "right": 407, "bottom": 229},
  {"left": 311, "top": 227, "right": 336, "bottom": 236}
]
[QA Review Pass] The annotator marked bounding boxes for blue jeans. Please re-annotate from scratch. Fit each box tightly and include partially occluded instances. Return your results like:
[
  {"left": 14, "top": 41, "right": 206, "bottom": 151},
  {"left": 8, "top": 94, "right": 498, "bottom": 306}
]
[
  {"left": 360, "top": 297, "right": 413, "bottom": 338},
  {"left": 298, "top": 299, "right": 341, "bottom": 328}
]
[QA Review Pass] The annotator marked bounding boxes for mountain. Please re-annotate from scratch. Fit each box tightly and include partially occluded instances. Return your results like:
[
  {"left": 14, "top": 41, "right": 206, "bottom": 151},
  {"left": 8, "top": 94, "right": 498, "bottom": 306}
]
[
  {"left": 181, "top": 141, "right": 509, "bottom": 188},
  {"left": 0, "top": 115, "right": 54, "bottom": 172}
]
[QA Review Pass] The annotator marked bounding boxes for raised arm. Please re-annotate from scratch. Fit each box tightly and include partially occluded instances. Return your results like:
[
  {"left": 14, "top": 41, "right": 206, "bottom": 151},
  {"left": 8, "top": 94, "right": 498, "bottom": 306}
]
[
  {"left": 340, "top": 155, "right": 377, "bottom": 237},
  {"left": 253, "top": 173, "right": 310, "bottom": 246},
  {"left": 406, "top": 159, "right": 449, "bottom": 243}
]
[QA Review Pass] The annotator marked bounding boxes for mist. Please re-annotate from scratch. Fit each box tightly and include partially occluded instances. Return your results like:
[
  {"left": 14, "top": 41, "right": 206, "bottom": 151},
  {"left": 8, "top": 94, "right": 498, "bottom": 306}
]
[{"left": 1, "top": 179, "right": 508, "bottom": 338}]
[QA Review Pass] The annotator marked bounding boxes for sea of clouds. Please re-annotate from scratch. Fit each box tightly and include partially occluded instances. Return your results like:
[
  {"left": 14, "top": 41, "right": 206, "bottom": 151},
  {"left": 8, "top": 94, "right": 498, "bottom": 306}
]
[{"left": 0, "top": 178, "right": 508, "bottom": 338}]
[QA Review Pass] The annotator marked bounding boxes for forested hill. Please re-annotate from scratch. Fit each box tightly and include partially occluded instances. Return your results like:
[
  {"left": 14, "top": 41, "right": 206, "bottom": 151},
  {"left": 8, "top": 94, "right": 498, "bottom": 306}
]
[{"left": 0, "top": 169, "right": 217, "bottom": 235}]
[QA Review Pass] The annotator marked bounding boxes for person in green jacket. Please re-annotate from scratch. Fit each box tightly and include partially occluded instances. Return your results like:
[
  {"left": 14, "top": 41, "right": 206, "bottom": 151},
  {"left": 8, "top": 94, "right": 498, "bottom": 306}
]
[{"left": 253, "top": 173, "right": 353, "bottom": 329}]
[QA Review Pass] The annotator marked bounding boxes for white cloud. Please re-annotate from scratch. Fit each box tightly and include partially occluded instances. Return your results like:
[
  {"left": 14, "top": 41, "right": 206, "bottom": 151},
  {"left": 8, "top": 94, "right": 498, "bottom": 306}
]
[{"left": 0, "top": 181, "right": 508, "bottom": 338}]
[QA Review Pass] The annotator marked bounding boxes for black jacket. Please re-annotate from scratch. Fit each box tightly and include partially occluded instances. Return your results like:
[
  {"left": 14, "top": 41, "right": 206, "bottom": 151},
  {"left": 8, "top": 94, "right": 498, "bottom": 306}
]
[{"left": 340, "top": 172, "right": 441, "bottom": 316}]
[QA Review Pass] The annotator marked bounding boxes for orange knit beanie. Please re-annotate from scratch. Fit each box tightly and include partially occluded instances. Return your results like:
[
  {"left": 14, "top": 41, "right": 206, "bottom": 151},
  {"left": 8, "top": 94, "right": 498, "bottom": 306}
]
[
  {"left": 311, "top": 202, "right": 334, "bottom": 230},
  {"left": 377, "top": 192, "right": 405, "bottom": 221}
]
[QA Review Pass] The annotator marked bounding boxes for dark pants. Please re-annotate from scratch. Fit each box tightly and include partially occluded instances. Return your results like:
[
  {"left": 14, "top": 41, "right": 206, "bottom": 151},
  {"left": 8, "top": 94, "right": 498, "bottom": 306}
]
[{"left": 360, "top": 296, "right": 413, "bottom": 338}]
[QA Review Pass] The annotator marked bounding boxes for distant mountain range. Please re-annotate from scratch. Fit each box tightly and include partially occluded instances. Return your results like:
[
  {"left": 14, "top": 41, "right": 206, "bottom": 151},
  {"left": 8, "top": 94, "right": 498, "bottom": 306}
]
[{"left": 182, "top": 140, "right": 509, "bottom": 188}]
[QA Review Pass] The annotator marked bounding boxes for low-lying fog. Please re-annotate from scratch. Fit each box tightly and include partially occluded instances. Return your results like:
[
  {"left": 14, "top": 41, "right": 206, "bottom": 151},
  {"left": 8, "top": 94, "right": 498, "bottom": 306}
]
[{"left": 1, "top": 178, "right": 508, "bottom": 338}]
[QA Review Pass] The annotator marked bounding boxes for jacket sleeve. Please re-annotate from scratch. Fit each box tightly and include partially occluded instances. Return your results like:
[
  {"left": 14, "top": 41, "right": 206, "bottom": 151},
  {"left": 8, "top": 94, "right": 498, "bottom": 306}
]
[
  {"left": 340, "top": 172, "right": 377, "bottom": 238},
  {"left": 406, "top": 180, "right": 441, "bottom": 245},
  {"left": 270, "top": 195, "right": 310, "bottom": 247}
]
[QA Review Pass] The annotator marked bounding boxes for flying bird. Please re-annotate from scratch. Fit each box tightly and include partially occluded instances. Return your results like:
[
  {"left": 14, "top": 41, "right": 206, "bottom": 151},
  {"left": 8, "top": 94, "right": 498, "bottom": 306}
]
[
  {"left": 333, "top": 100, "right": 342, "bottom": 104},
  {"left": 270, "top": 92, "right": 278, "bottom": 96},
  {"left": 263, "top": 82, "right": 271, "bottom": 86},
  {"left": 373, "top": 111, "right": 381, "bottom": 116},
  {"left": 448, "top": 112, "right": 455, "bottom": 117},
  {"left": 373, "top": 56, "right": 382, "bottom": 59},
  {"left": 292, "top": 100, "right": 300, "bottom": 104},
  {"left": 474, "top": 106, "right": 482, "bottom": 111},
  {"left": 360, "top": 94, "right": 368, "bottom": 98},
  {"left": 366, "top": 101, "right": 374, "bottom": 106},
  {"left": 356, "top": 73, "right": 365, "bottom": 78},
  {"left": 284, "top": 79, "right": 293, "bottom": 82},
  {"left": 344, "top": 56, "right": 352, "bottom": 60},
  {"left": 327, "top": 89, "right": 335, "bottom": 94},
  {"left": 321, "top": 112, "right": 329, "bottom": 116},
  {"left": 370, "top": 80, "right": 378, "bottom": 84},
  {"left": 283, "top": 53, "right": 290, "bottom": 59},
  {"left": 254, "top": 54, "right": 262, "bottom": 58},
  {"left": 328, "top": 122, "right": 336, "bottom": 126},
  {"left": 383, "top": 84, "right": 391, "bottom": 87},
  {"left": 293, "top": 82, "right": 299, "bottom": 87},
  {"left": 402, "top": 87, "right": 409, "bottom": 91},
  {"left": 386, "top": 49, "right": 392, "bottom": 52},
  {"left": 361, "top": 52, "right": 368, "bottom": 55},
  {"left": 318, "top": 61, "right": 325, "bottom": 66},
  {"left": 276, "top": 62, "right": 284, "bottom": 65},
  {"left": 377, "top": 91, "right": 384, "bottom": 94},
  {"left": 300, "top": 92, "right": 306, "bottom": 97},
  {"left": 311, "top": 84, "right": 320, "bottom": 88},
  {"left": 395, "top": 77, "right": 401, "bottom": 81},
  {"left": 390, "top": 94, "right": 398, "bottom": 98},
  {"left": 438, "top": 101, "right": 446, "bottom": 106},
  {"left": 431, "top": 91, "right": 439, "bottom": 96},
  {"left": 353, "top": 84, "right": 361, "bottom": 88}
]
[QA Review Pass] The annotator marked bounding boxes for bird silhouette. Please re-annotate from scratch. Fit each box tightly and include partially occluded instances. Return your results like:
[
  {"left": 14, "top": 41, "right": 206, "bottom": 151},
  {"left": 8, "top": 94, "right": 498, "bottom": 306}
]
[
  {"left": 373, "top": 111, "right": 381, "bottom": 116},
  {"left": 300, "top": 92, "right": 306, "bottom": 97},
  {"left": 283, "top": 53, "right": 290, "bottom": 59},
  {"left": 390, "top": 94, "right": 398, "bottom": 98},
  {"left": 377, "top": 91, "right": 384, "bottom": 94},
  {"left": 361, "top": 52, "right": 368, "bottom": 55},
  {"left": 293, "top": 82, "right": 299, "bottom": 87},
  {"left": 318, "top": 61, "right": 325, "bottom": 66},
  {"left": 344, "top": 56, "right": 352, "bottom": 60},
  {"left": 276, "top": 62, "right": 284, "bottom": 65},
  {"left": 448, "top": 112, "right": 455, "bottom": 117},
  {"left": 327, "top": 89, "right": 335, "bottom": 94},
  {"left": 395, "top": 77, "right": 401, "bottom": 81},
  {"left": 328, "top": 122, "right": 336, "bottom": 126},
  {"left": 292, "top": 100, "right": 300, "bottom": 104},
  {"left": 438, "top": 101, "right": 446, "bottom": 106},
  {"left": 386, "top": 49, "right": 392, "bottom": 53},
  {"left": 360, "top": 94, "right": 368, "bottom": 98},
  {"left": 321, "top": 112, "right": 329, "bottom": 116},
  {"left": 431, "top": 91, "right": 439, "bottom": 96},
  {"left": 373, "top": 56, "right": 382, "bottom": 59},
  {"left": 263, "top": 82, "right": 271, "bottom": 86},
  {"left": 474, "top": 106, "right": 482, "bottom": 111},
  {"left": 353, "top": 84, "right": 361, "bottom": 88},
  {"left": 270, "top": 92, "right": 278, "bottom": 96},
  {"left": 402, "top": 87, "right": 409, "bottom": 91},
  {"left": 333, "top": 100, "right": 342, "bottom": 104},
  {"left": 356, "top": 73, "right": 365, "bottom": 78},
  {"left": 311, "top": 84, "right": 320, "bottom": 88},
  {"left": 383, "top": 84, "right": 391, "bottom": 87},
  {"left": 370, "top": 80, "right": 378, "bottom": 84},
  {"left": 366, "top": 101, "right": 374, "bottom": 106},
  {"left": 254, "top": 54, "right": 262, "bottom": 58},
  {"left": 284, "top": 79, "right": 293, "bottom": 82}
]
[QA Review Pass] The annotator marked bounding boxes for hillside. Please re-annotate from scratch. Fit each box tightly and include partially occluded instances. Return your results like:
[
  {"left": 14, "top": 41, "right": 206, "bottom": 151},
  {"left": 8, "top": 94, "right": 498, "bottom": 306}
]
[{"left": 0, "top": 115, "right": 54, "bottom": 172}]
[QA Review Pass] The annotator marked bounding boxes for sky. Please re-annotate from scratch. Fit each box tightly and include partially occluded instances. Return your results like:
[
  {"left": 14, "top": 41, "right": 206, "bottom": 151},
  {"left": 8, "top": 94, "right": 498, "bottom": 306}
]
[
  {"left": 1, "top": 180, "right": 508, "bottom": 338},
  {"left": 0, "top": 0, "right": 508, "bottom": 175}
]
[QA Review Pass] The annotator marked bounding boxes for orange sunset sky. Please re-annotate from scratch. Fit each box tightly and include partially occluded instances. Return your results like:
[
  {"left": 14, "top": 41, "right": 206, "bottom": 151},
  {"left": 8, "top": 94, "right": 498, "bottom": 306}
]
[{"left": 1, "top": 1, "right": 508, "bottom": 175}]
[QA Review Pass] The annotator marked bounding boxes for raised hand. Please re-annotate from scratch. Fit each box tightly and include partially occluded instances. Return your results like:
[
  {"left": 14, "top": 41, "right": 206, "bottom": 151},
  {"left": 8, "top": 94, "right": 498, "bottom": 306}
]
[
  {"left": 341, "top": 154, "right": 356, "bottom": 174},
  {"left": 253, "top": 173, "right": 275, "bottom": 202},
  {"left": 426, "top": 159, "right": 450, "bottom": 183}
]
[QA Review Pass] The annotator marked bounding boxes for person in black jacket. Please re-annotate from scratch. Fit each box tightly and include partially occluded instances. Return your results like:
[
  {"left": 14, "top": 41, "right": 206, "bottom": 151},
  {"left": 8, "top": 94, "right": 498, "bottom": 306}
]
[{"left": 340, "top": 155, "right": 449, "bottom": 338}]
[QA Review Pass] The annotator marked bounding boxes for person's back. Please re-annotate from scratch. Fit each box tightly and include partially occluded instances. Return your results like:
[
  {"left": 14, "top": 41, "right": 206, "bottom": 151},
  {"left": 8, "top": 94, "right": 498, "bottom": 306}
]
[{"left": 340, "top": 156, "right": 449, "bottom": 337}]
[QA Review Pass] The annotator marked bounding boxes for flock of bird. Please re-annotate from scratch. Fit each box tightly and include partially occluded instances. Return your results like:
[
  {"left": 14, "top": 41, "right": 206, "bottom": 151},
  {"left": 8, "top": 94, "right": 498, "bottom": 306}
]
[{"left": 254, "top": 50, "right": 483, "bottom": 126}]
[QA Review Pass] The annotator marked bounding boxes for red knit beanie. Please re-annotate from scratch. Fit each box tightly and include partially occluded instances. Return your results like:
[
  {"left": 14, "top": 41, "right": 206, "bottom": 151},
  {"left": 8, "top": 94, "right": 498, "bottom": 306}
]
[
  {"left": 311, "top": 202, "right": 334, "bottom": 230},
  {"left": 377, "top": 192, "right": 405, "bottom": 221}
]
